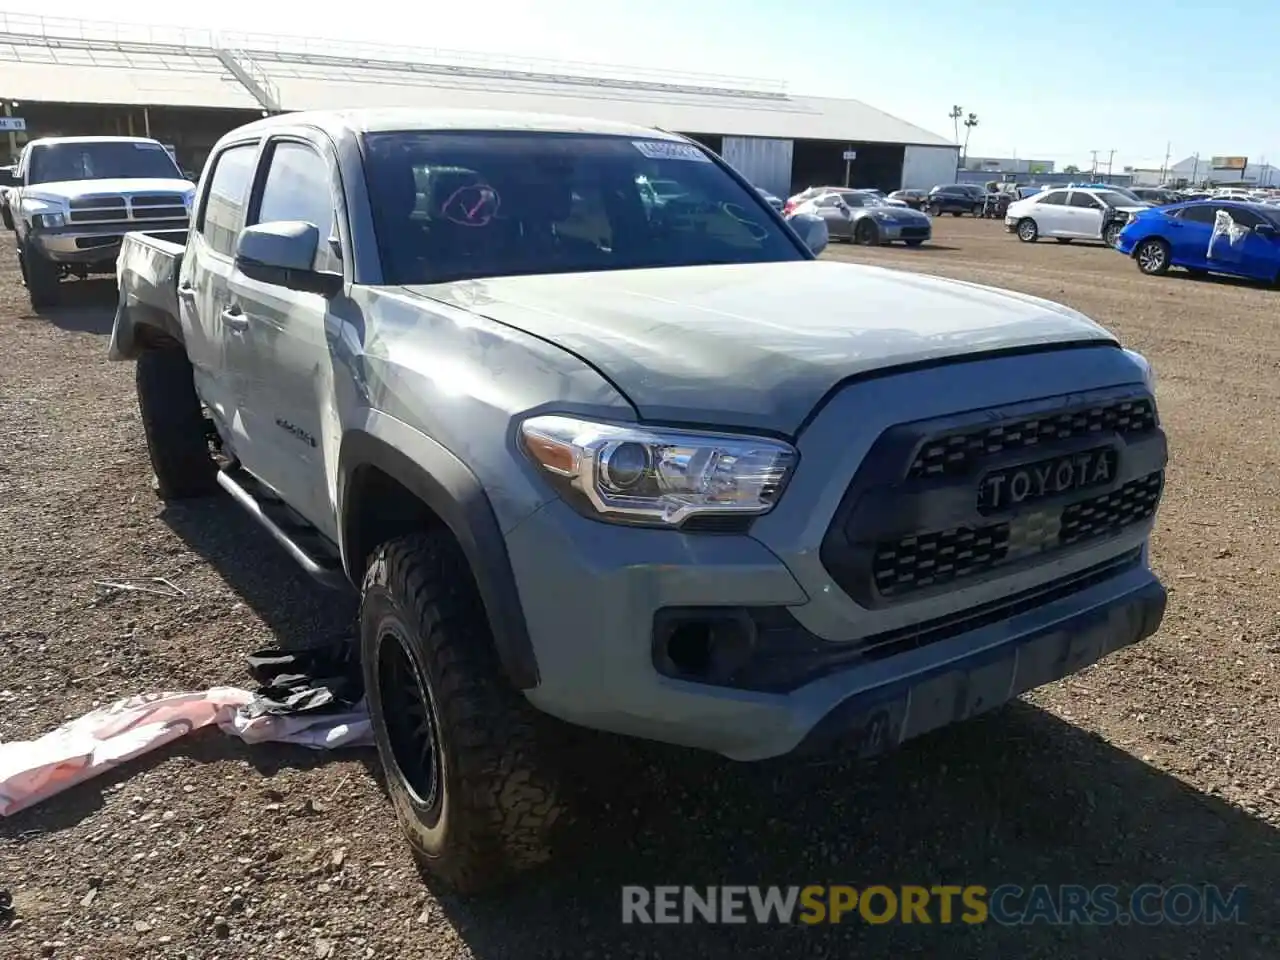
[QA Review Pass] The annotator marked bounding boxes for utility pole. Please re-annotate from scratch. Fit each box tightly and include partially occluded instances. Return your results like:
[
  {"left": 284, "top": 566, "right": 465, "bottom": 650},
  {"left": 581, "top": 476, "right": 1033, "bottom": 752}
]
[
  {"left": 1160, "top": 140, "right": 1172, "bottom": 184},
  {"left": 1089, "top": 150, "right": 1099, "bottom": 177},
  {"left": 1191, "top": 153, "right": 1200, "bottom": 186},
  {"left": 1106, "top": 149, "right": 1116, "bottom": 181}
]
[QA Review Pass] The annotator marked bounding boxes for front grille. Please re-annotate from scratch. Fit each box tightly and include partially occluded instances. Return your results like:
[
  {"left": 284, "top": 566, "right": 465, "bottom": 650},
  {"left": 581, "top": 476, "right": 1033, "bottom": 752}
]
[
  {"left": 66, "top": 193, "right": 187, "bottom": 226},
  {"left": 909, "top": 398, "right": 1156, "bottom": 480},
  {"left": 819, "top": 386, "right": 1167, "bottom": 609},
  {"left": 899, "top": 226, "right": 930, "bottom": 239},
  {"left": 68, "top": 195, "right": 127, "bottom": 224},
  {"left": 130, "top": 194, "right": 187, "bottom": 220},
  {"left": 872, "top": 471, "right": 1162, "bottom": 598}
]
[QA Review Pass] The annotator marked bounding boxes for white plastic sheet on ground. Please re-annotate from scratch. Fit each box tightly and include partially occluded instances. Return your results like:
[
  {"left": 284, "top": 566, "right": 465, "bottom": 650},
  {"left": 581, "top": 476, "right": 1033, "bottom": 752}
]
[
  {"left": 0, "top": 689, "right": 372, "bottom": 817},
  {"left": 1208, "top": 209, "right": 1250, "bottom": 259}
]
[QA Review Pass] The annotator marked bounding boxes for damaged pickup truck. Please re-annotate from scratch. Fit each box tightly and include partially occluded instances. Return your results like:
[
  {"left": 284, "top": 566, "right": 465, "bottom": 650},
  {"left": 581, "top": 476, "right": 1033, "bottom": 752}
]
[{"left": 110, "top": 108, "right": 1168, "bottom": 892}]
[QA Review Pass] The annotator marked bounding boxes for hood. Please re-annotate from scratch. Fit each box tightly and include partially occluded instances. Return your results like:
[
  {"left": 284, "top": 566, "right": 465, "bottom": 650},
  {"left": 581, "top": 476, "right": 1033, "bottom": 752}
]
[
  {"left": 1116, "top": 204, "right": 1150, "bottom": 214},
  {"left": 22, "top": 177, "right": 195, "bottom": 202},
  {"left": 405, "top": 260, "right": 1117, "bottom": 435},
  {"left": 869, "top": 205, "right": 929, "bottom": 221}
]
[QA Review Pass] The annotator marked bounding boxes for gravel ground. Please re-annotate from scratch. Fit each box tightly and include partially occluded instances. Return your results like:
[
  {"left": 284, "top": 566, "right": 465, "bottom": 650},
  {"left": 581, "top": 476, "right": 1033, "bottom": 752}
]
[{"left": 1, "top": 216, "right": 1277, "bottom": 958}]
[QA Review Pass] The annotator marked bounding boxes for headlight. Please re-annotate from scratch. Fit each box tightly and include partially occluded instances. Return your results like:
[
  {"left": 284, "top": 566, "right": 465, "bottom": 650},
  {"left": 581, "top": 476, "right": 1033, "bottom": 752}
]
[
  {"left": 32, "top": 212, "right": 64, "bottom": 229},
  {"left": 1122, "top": 348, "right": 1156, "bottom": 391},
  {"left": 520, "top": 415, "right": 798, "bottom": 527}
]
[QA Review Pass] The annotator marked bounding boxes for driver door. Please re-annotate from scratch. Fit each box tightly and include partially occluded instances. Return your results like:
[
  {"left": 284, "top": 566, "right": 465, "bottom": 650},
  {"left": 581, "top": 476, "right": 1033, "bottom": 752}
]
[
  {"left": 1065, "top": 191, "right": 1106, "bottom": 238},
  {"left": 224, "top": 136, "right": 345, "bottom": 539}
]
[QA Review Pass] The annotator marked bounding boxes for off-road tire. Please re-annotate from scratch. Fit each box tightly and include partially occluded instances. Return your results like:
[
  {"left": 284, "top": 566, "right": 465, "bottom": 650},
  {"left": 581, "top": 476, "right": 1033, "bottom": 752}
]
[
  {"left": 135, "top": 348, "right": 218, "bottom": 499},
  {"left": 361, "top": 532, "right": 568, "bottom": 893},
  {"left": 21, "top": 240, "right": 60, "bottom": 310}
]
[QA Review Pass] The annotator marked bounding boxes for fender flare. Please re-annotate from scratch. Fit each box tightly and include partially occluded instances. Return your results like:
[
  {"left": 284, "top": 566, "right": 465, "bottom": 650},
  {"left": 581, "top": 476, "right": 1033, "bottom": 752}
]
[{"left": 338, "top": 427, "right": 539, "bottom": 690}]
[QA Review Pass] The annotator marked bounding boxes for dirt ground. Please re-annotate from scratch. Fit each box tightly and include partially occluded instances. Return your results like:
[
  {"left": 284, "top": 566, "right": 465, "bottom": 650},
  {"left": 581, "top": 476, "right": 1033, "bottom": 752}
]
[{"left": 1, "top": 215, "right": 1277, "bottom": 959}]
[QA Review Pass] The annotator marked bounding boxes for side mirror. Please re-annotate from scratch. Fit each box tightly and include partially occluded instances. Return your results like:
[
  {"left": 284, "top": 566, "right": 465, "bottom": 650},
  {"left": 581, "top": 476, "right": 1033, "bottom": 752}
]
[
  {"left": 235, "top": 221, "right": 342, "bottom": 297},
  {"left": 0, "top": 169, "right": 17, "bottom": 188},
  {"left": 788, "top": 211, "right": 829, "bottom": 256}
]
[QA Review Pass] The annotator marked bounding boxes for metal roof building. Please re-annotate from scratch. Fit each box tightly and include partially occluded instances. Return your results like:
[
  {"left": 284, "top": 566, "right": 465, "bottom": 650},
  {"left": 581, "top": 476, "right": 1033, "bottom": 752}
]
[{"left": 0, "top": 14, "right": 960, "bottom": 194}]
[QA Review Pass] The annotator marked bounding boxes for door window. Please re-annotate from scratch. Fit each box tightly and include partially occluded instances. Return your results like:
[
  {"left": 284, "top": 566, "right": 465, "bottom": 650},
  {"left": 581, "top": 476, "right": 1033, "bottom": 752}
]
[
  {"left": 197, "top": 143, "right": 258, "bottom": 257},
  {"left": 1068, "top": 192, "right": 1102, "bottom": 209},
  {"left": 253, "top": 141, "right": 338, "bottom": 272},
  {"left": 1179, "top": 205, "right": 1219, "bottom": 224},
  {"left": 1038, "top": 191, "right": 1068, "bottom": 205}
]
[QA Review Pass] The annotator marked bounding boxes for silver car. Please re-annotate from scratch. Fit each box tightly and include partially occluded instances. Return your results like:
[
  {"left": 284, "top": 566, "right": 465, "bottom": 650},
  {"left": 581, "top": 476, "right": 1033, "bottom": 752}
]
[{"left": 797, "top": 189, "right": 932, "bottom": 246}]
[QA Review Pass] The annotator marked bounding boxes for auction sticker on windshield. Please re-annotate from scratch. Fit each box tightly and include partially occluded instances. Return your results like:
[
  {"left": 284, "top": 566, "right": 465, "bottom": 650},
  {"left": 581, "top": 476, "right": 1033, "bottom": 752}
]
[{"left": 632, "top": 141, "right": 711, "bottom": 162}]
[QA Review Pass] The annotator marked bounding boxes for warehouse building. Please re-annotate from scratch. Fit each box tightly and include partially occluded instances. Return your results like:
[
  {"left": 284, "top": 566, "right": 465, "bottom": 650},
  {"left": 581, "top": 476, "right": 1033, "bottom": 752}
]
[{"left": 0, "top": 14, "right": 960, "bottom": 196}]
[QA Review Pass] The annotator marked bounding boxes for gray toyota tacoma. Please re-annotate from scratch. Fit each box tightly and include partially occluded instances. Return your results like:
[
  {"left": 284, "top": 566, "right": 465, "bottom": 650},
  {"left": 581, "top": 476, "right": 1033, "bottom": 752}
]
[{"left": 109, "top": 108, "right": 1168, "bottom": 892}]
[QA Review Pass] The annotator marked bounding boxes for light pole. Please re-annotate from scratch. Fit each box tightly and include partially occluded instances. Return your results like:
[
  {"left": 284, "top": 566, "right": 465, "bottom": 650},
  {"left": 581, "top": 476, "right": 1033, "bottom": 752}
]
[{"left": 962, "top": 113, "right": 978, "bottom": 168}]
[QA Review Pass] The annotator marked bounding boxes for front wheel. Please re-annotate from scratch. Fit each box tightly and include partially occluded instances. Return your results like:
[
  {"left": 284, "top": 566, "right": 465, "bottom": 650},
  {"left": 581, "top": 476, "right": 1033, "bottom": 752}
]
[
  {"left": 362, "top": 533, "right": 569, "bottom": 893},
  {"left": 1135, "top": 238, "right": 1171, "bottom": 276},
  {"left": 853, "top": 219, "right": 879, "bottom": 245},
  {"left": 1016, "top": 218, "right": 1039, "bottom": 242},
  {"left": 20, "top": 241, "right": 60, "bottom": 310},
  {"left": 1103, "top": 221, "right": 1124, "bottom": 248}
]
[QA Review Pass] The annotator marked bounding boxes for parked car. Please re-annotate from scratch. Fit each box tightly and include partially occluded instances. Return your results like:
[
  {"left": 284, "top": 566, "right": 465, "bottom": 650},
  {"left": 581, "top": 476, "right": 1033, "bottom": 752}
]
[
  {"left": 792, "top": 189, "right": 932, "bottom": 245},
  {"left": 1005, "top": 187, "right": 1150, "bottom": 246},
  {"left": 5, "top": 136, "right": 195, "bottom": 308},
  {"left": 926, "top": 184, "right": 986, "bottom": 216},
  {"left": 887, "top": 188, "right": 927, "bottom": 210},
  {"left": 1116, "top": 199, "right": 1280, "bottom": 282},
  {"left": 1131, "top": 187, "right": 1180, "bottom": 206},
  {"left": 853, "top": 188, "right": 910, "bottom": 208},
  {"left": 111, "top": 107, "right": 1165, "bottom": 893}
]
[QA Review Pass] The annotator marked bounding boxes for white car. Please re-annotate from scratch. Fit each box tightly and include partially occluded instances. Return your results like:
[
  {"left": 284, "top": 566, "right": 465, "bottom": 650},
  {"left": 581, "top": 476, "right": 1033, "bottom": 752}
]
[{"left": 1005, "top": 187, "right": 1151, "bottom": 246}]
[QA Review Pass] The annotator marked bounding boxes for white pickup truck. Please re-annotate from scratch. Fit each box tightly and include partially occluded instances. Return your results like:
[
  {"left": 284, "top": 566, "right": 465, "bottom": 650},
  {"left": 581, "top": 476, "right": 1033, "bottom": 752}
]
[
  {"left": 4, "top": 135, "right": 194, "bottom": 309},
  {"left": 111, "top": 108, "right": 1168, "bottom": 893}
]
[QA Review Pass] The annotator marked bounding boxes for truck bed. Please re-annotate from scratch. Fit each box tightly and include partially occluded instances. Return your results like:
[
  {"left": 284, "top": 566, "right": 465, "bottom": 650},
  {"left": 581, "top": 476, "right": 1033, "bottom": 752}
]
[{"left": 108, "top": 230, "right": 188, "bottom": 360}]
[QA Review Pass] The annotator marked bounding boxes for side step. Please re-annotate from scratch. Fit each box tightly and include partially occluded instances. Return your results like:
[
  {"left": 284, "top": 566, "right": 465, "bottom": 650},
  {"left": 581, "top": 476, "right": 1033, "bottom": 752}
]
[{"left": 216, "top": 467, "right": 352, "bottom": 592}]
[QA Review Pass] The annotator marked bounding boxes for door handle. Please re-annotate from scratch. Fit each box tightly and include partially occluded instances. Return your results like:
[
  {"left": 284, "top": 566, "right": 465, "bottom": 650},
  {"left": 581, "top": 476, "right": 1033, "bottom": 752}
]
[{"left": 221, "top": 307, "right": 249, "bottom": 331}]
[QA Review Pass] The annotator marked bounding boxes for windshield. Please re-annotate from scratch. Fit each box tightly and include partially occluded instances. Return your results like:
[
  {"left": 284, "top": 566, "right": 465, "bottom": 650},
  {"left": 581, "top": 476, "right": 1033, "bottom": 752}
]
[
  {"left": 361, "top": 131, "right": 804, "bottom": 285},
  {"left": 28, "top": 141, "right": 182, "bottom": 184}
]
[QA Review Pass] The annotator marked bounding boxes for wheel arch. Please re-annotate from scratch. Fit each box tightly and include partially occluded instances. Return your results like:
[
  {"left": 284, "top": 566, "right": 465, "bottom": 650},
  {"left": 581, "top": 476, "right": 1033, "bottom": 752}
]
[{"left": 338, "top": 427, "right": 539, "bottom": 690}]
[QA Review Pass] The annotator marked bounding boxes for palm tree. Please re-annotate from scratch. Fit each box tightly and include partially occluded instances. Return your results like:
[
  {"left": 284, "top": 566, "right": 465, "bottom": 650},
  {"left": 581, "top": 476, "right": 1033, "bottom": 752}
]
[{"left": 962, "top": 113, "right": 979, "bottom": 166}]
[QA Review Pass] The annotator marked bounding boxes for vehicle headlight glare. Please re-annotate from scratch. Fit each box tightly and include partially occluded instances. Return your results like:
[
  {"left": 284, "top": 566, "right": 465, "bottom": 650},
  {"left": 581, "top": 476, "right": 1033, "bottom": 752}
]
[{"left": 520, "top": 415, "right": 798, "bottom": 527}]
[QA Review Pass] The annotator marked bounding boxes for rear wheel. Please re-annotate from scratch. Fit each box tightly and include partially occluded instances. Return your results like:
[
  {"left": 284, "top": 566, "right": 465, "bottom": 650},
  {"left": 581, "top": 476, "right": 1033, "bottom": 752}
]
[
  {"left": 362, "top": 532, "right": 569, "bottom": 893},
  {"left": 1016, "top": 218, "right": 1039, "bottom": 242},
  {"left": 20, "top": 241, "right": 60, "bottom": 310},
  {"left": 135, "top": 348, "right": 219, "bottom": 499},
  {"left": 1135, "top": 238, "right": 1171, "bottom": 276}
]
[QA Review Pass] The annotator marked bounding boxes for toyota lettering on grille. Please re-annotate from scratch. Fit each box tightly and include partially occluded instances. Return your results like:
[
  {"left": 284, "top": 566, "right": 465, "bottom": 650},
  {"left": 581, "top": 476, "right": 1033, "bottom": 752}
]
[{"left": 978, "top": 447, "right": 1118, "bottom": 513}]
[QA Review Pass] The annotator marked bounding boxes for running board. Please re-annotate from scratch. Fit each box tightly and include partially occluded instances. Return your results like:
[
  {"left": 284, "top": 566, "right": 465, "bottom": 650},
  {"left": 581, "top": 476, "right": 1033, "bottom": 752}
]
[{"left": 215, "top": 469, "right": 351, "bottom": 591}]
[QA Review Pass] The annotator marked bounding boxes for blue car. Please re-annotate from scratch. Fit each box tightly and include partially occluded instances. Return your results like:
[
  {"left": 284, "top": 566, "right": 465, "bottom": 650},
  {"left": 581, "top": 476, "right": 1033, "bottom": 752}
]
[{"left": 1115, "top": 200, "right": 1280, "bottom": 283}]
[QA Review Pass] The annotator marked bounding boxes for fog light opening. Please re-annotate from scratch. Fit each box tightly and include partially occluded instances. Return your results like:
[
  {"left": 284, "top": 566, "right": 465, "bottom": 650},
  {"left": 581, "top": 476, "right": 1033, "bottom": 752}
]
[{"left": 666, "top": 621, "right": 713, "bottom": 676}]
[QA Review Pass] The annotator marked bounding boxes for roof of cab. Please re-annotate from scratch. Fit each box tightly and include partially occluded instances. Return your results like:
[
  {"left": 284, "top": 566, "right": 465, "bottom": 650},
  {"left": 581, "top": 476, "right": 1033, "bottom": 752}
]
[{"left": 226, "top": 107, "right": 684, "bottom": 142}]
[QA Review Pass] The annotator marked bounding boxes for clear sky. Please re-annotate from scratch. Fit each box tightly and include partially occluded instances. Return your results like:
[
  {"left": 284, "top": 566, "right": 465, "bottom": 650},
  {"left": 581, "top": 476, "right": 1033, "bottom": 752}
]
[{"left": 3, "top": 0, "right": 1275, "bottom": 170}]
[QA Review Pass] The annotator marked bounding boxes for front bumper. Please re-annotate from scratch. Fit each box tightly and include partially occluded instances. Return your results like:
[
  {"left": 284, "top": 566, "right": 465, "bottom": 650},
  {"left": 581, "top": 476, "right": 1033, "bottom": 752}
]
[
  {"left": 878, "top": 221, "right": 932, "bottom": 241},
  {"left": 509, "top": 349, "right": 1167, "bottom": 761},
  {"left": 29, "top": 220, "right": 188, "bottom": 265}
]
